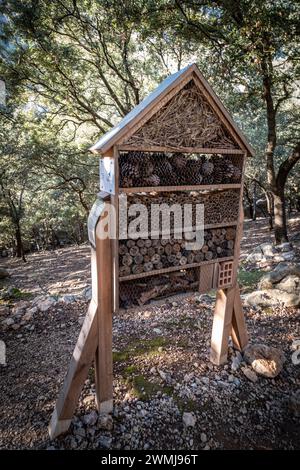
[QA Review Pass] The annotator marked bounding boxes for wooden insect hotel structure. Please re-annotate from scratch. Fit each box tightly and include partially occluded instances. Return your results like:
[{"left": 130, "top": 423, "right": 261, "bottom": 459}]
[{"left": 49, "top": 63, "right": 254, "bottom": 439}]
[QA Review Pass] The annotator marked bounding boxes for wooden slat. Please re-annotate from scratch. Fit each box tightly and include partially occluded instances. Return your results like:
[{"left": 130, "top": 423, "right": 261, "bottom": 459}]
[
  {"left": 118, "top": 145, "right": 245, "bottom": 154},
  {"left": 210, "top": 286, "right": 236, "bottom": 365},
  {"left": 111, "top": 146, "right": 119, "bottom": 314},
  {"left": 212, "top": 262, "right": 220, "bottom": 289},
  {"left": 231, "top": 284, "right": 248, "bottom": 351},
  {"left": 199, "top": 264, "right": 214, "bottom": 293},
  {"left": 95, "top": 212, "right": 113, "bottom": 413},
  {"left": 231, "top": 153, "right": 246, "bottom": 286},
  {"left": 119, "top": 256, "right": 234, "bottom": 282},
  {"left": 48, "top": 298, "right": 98, "bottom": 439},
  {"left": 120, "top": 184, "right": 241, "bottom": 194}
]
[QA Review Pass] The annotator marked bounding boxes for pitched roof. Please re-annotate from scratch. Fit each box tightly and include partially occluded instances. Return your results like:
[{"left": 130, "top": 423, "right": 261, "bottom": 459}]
[{"left": 90, "top": 63, "right": 254, "bottom": 156}]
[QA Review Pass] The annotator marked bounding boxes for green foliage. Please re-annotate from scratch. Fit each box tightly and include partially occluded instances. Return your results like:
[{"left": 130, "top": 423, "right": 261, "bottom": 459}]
[
  {"left": 0, "top": 0, "right": 299, "bottom": 253},
  {"left": 0, "top": 286, "right": 33, "bottom": 302},
  {"left": 113, "top": 337, "right": 167, "bottom": 363},
  {"left": 238, "top": 269, "right": 264, "bottom": 291}
]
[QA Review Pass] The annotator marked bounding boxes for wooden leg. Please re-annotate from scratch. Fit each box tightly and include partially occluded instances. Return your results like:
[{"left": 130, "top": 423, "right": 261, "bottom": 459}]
[
  {"left": 210, "top": 286, "right": 236, "bottom": 365},
  {"left": 231, "top": 285, "right": 248, "bottom": 351},
  {"left": 48, "top": 300, "right": 98, "bottom": 439},
  {"left": 94, "top": 230, "right": 113, "bottom": 413},
  {"left": 210, "top": 284, "right": 248, "bottom": 365}
]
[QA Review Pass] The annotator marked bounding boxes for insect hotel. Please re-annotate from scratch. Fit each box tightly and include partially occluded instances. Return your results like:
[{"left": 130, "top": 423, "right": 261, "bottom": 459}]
[{"left": 49, "top": 63, "right": 254, "bottom": 438}]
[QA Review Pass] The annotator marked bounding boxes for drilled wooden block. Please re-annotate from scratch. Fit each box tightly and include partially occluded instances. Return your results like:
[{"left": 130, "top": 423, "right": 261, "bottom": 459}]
[{"left": 218, "top": 261, "right": 233, "bottom": 288}]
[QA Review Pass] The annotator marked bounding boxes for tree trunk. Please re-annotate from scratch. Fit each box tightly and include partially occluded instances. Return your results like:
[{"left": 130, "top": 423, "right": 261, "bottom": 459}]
[
  {"left": 252, "top": 182, "right": 257, "bottom": 221},
  {"left": 273, "top": 188, "right": 288, "bottom": 244},
  {"left": 274, "top": 141, "right": 300, "bottom": 243},
  {"left": 15, "top": 224, "right": 26, "bottom": 262},
  {"left": 266, "top": 192, "right": 273, "bottom": 230}
]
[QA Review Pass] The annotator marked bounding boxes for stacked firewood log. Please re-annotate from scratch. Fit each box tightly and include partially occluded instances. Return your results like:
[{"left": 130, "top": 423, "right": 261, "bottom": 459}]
[
  {"left": 119, "top": 268, "right": 199, "bottom": 307},
  {"left": 119, "top": 227, "right": 236, "bottom": 277},
  {"left": 125, "top": 190, "right": 239, "bottom": 226},
  {"left": 119, "top": 152, "right": 242, "bottom": 187}
]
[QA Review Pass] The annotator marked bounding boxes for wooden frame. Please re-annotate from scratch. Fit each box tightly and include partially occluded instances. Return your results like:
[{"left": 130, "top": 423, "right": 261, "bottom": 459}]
[
  {"left": 50, "top": 64, "right": 253, "bottom": 439},
  {"left": 49, "top": 202, "right": 113, "bottom": 439},
  {"left": 119, "top": 184, "right": 241, "bottom": 194}
]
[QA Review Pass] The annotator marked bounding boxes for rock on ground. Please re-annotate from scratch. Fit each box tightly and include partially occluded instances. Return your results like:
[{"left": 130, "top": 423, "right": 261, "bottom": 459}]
[
  {"left": 242, "top": 367, "right": 258, "bottom": 383},
  {"left": 289, "top": 390, "right": 300, "bottom": 417},
  {"left": 258, "top": 262, "right": 300, "bottom": 289},
  {"left": 245, "top": 289, "right": 300, "bottom": 307},
  {"left": 182, "top": 412, "right": 197, "bottom": 427},
  {"left": 0, "top": 267, "right": 10, "bottom": 279},
  {"left": 244, "top": 343, "right": 285, "bottom": 378},
  {"left": 276, "top": 275, "right": 300, "bottom": 294}
]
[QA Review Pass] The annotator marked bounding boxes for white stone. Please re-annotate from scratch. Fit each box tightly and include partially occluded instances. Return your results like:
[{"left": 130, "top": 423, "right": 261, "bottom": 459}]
[
  {"left": 82, "top": 286, "right": 92, "bottom": 300},
  {"left": 231, "top": 355, "right": 242, "bottom": 371},
  {"left": 27, "top": 306, "right": 38, "bottom": 315},
  {"left": 274, "top": 251, "right": 295, "bottom": 262},
  {"left": 276, "top": 275, "right": 300, "bottom": 294},
  {"left": 60, "top": 294, "right": 77, "bottom": 304},
  {"left": 242, "top": 367, "right": 258, "bottom": 383},
  {"left": 182, "top": 412, "right": 197, "bottom": 427},
  {"left": 98, "top": 413, "right": 113, "bottom": 431},
  {"left": 82, "top": 410, "right": 98, "bottom": 426},
  {"left": 277, "top": 242, "right": 293, "bottom": 252},
  {"left": 244, "top": 343, "right": 285, "bottom": 378},
  {"left": 158, "top": 369, "right": 167, "bottom": 381},
  {"left": 37, "top": 297, "right": 56, "bottom": 312},
  {"left": 2, "top": 317, "right": 14, "bottom": 326},
  {"left": 245, "top": 289, "right": 300, "bottom": 307},
  {"left": 22, "top": 312, "right": 33, "bottom": 322}
]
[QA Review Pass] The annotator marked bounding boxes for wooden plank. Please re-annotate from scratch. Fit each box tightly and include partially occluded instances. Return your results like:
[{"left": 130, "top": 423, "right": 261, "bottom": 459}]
[
  {"left": 48, "top": 298, "right": 98, "bottom": 439},
  {"left": 231, "top": 284, "right": 248, "bottom": 351},
  {"left": 120, "top": 184, "right": 241, "bottom": 194},
  {"left": 111, "top": 147, "right": 119, "bottom": 314},
  {"left": 210, "top": 285, "right": 236, "bottom": 365},
  {"left": 119, "top": 256, "right": 234, "bottom": 282},
  {"left": 231, "top": 153, "right": 246, "bottom": 285},
  {"left": 212, "top": 262, "right": 220, "bottom": 289},
  {"left": 118, "top": 145, "right": 245, "bottom": 154},
  {"left": 94, "top": 213, "right": 113, "bottom": 413},
  {"left": 199, "top": 263, "right": 214, "bottom": 293}
]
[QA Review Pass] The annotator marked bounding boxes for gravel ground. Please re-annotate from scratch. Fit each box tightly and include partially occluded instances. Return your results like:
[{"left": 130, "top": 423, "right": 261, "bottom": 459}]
[
  {"left": 0, "top": 216, "right": 299, "bottom": 450},
  {"left": 0, "top": 293, "right": 299, "bottom": 450}
]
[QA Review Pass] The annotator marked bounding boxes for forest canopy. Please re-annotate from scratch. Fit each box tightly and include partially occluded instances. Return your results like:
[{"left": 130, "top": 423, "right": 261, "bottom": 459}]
[{"left": 0, "top": 0, "right": 299, "bottom": 258}]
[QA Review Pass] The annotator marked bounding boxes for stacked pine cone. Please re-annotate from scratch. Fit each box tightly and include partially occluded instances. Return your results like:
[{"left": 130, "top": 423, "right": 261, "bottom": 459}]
[{"left": 119, "top": 152, "right": 242, "bottom": 188}]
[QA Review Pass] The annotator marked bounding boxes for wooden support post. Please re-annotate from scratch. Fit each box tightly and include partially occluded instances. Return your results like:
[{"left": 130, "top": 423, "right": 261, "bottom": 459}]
[
  {"left": 210, "top": 283, "right": 248, "bottom": 365},
  {"left": 231, "top": 284, "right": 248, "bottom": 351},
  {"left": 210, "top": 285, "right": 236, "bottom": 365},
  {"left": 48, "top": 300, "right": 98, "bottom": 439},
  {"left": 49, "top": 201, "right": 114, "bottom": 439},
  {"left": 94, "top": 217, "right": 113, "bottom": 413},
  {"left": 210, "top": 153, "right": 248, "bottom": 365}
]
